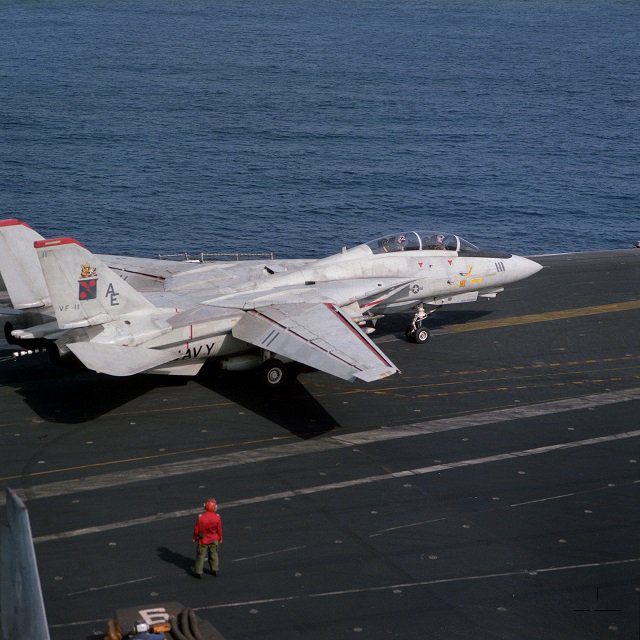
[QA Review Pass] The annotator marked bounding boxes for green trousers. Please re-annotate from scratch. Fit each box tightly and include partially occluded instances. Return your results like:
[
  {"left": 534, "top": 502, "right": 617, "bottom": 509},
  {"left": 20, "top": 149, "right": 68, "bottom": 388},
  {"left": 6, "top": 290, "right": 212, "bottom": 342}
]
[{"left": 194, "top": 541, "right": 219, "bottom": 575}]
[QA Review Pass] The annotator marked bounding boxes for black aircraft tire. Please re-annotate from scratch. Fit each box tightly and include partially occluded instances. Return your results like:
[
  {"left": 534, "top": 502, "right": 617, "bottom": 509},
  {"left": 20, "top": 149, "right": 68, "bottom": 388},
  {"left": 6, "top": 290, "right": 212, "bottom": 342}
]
[
  {"left": 414, "top": 328, "right": 429, "bottom": 344},
  {"left": 4, "top": 321, "right": 15, "bottom": 345},
  {"left": 261, "top": 359, "right": 289, "bottom": 387}
]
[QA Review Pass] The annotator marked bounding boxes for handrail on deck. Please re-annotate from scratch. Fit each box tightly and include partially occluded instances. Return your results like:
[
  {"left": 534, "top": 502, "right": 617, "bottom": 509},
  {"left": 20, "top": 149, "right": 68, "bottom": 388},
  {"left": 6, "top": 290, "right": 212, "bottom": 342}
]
[{"left": 157, "top": 251, "right": 276, "bottom": 262}]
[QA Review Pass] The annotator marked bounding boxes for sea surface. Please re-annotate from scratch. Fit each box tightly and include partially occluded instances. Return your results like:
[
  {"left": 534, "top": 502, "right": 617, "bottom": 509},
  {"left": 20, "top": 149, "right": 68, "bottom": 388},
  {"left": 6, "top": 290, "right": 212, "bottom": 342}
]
[{"left": 1, "top": 0, "right": 639, "bottom": 259}]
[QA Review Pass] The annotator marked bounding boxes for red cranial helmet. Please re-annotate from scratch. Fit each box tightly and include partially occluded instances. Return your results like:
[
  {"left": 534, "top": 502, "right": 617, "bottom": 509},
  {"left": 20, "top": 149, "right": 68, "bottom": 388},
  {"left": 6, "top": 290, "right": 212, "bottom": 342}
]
[{"left": 204, "top": 498, "right": 217, "bottom": 512}]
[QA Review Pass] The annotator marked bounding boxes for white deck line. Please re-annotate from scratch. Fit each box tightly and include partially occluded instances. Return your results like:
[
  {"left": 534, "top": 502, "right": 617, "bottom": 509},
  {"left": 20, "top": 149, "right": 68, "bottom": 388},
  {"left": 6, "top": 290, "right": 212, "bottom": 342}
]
[{"left": 6, "top": 387, "right": 639, "bottom": 511}]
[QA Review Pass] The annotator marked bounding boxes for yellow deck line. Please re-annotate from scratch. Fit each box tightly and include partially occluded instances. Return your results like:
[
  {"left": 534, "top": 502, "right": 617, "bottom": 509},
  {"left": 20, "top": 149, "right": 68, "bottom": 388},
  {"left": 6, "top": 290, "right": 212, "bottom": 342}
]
[{"left": 446, "top": 300, "right": 640, "bottom": 333}]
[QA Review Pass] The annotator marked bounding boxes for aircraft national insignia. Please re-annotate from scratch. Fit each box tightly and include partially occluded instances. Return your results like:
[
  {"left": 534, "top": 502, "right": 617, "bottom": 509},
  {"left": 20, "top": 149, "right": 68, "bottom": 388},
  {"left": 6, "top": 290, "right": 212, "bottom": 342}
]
[
  {"left": 78, "top": 278, "right": 97, "bottom": 300},
  {"left": 80, "top": 263, "right": 97, "bottom": 279}
]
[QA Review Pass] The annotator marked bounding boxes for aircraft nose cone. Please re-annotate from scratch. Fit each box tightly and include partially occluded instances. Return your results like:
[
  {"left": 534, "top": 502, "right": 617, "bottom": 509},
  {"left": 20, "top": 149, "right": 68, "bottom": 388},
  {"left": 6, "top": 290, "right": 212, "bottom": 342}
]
[{"left": 509, "top": 255, "right": 543, "bottom": 280}]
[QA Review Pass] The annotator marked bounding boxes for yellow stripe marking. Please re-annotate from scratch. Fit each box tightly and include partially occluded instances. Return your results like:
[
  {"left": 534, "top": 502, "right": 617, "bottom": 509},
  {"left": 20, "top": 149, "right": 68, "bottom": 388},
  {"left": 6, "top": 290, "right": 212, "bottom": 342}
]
[
  {"left": 309, "top": 355, "right": 639, "bottom": 397},
  {"left": 446, "top": 300, "right": 640, "bottom": 333}
]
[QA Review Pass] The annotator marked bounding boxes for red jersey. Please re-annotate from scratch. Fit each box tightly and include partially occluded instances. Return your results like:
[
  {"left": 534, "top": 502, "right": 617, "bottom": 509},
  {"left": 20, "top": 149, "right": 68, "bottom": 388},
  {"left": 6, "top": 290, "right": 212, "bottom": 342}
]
[{"left": 193, "top": 511, "right": 223, "bottom": 544}]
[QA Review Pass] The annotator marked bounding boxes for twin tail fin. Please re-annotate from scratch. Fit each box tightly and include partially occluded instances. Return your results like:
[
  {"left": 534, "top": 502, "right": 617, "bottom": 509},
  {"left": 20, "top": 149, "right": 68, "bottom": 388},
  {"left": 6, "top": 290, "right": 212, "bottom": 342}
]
[
  {"left": 0, "top": 219, "right": 50, "bottom": 309},
  {"left": 35, "top": 237, "right": 155, "bottom": 329}
]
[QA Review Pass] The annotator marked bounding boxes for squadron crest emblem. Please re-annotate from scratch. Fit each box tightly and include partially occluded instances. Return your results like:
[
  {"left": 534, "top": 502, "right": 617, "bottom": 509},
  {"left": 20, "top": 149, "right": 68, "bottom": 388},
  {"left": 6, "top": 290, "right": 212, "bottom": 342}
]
[
  {"left": 78, "top": 263, "right": 98, "bottom": 300},
  {"left": 80, "top": 263, "right": 97, "bottom": 278}
]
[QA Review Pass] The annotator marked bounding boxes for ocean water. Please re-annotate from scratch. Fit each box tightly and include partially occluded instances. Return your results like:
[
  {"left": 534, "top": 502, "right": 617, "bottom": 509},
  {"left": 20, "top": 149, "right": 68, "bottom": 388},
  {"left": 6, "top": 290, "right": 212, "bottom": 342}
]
[{"left": 1, "top": 0, "right": 638, "bottom": 259}]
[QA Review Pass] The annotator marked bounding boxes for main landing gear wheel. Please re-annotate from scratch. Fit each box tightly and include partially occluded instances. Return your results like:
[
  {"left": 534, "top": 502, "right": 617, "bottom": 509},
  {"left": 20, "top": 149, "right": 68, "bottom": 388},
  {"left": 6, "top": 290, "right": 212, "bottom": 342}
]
[
  {"left": 260, "top": 359, "right": 289, "bottom": 387},
  {"left": 4, "top": 321, "right": 16, "bottom": 345}
]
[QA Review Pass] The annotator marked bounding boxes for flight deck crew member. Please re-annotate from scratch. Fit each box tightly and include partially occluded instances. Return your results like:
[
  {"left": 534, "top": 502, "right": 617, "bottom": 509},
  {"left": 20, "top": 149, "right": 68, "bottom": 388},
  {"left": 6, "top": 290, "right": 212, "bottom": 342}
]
[{"left": 192, "top": 498, "right": 223, "bottom": 578}]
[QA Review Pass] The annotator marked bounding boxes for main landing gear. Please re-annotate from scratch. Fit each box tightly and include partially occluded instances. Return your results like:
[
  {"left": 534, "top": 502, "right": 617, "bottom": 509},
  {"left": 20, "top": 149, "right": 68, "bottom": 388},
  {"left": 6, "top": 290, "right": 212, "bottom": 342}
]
[
  {"left": 405, "top": 304, "right": 438, "bottom": 344},
  {"left": 259, "top": 358, "right": 289, "bottom": 388}
]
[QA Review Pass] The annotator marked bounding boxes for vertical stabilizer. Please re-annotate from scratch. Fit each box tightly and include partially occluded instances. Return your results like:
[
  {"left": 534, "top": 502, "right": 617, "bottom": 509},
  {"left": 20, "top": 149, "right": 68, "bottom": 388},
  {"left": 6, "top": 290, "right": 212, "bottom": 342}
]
[
  {"left": 0, "top": 219, "right": 50, "bottom": 309},
  {"left": 35, "top": 238, "right": 155, "bottom": 329},
  {"left": 0, "top": 488, "right": 50, "bottom": 640}
]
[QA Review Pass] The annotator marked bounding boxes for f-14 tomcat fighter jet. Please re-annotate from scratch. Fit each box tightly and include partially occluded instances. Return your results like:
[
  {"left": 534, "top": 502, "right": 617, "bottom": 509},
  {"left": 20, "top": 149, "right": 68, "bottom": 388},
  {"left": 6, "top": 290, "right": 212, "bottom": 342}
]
[{"left": 0, "top": 220, "right": 542, "bottom": 385}]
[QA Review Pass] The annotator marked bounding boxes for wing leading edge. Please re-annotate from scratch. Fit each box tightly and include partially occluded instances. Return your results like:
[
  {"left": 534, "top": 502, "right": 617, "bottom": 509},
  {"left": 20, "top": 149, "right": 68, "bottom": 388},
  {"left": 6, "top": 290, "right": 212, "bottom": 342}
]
[{"left": 232, "top": 302, "right": 399, "bottom": 382}]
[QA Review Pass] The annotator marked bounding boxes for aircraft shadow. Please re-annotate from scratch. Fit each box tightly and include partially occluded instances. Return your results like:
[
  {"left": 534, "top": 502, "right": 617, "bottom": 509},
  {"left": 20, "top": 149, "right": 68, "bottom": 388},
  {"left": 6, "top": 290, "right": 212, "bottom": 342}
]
[
  {"left": 196, "top": 366, "right": 340, "bottom": 439},
  {"left": 0, "top": 357, "right": 188, "bottom": 424},
  {"left": 1, "top": 310, "right": 491, "bottom": 427},
  {"left": 1, "top": 356, "right": 340, "bottom": 434}
]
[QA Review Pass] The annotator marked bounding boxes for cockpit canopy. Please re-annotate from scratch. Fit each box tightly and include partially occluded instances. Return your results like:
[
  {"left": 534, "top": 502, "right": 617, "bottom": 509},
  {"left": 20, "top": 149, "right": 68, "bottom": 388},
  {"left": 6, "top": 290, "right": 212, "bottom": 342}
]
[{"left": 366, "top": 231, "right": 480, "bottom": 255}]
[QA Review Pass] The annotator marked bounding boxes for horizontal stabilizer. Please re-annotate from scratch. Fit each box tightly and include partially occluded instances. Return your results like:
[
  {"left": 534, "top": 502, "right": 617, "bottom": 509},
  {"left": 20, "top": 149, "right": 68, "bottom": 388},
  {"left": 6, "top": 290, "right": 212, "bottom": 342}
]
[
  {"left": 233, "top": 302, "right": 398, "bottom": 382},
  {"left": 68, "top": 342, "right": 176, "bottom": 376}
]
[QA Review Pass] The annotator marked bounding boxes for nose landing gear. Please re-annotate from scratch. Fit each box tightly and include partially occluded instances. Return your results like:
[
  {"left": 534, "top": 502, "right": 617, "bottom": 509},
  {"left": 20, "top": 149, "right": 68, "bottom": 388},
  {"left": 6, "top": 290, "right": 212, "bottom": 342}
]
[
  {"left": 406, "top": 326, "right": 429, "bottom": 343},
  {"left": 405, "top": 304, "right": 438, "bottom": 344}
]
